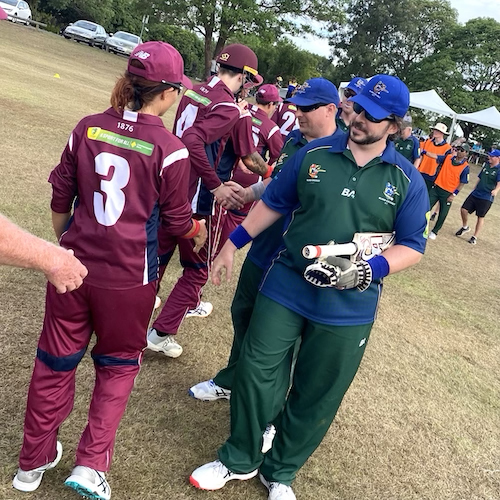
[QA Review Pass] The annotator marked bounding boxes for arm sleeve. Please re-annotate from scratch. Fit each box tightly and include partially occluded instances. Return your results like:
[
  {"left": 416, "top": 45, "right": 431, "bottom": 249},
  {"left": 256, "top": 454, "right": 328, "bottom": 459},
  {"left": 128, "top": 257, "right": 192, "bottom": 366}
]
[
  {"left": 181, "top": 103, "right": 240, "bottom": 191},
  {"left": 232, "top": 114, "right": 255, "bottom": 157},
  {"left": 411, "top": 137, "right": 420, "bottom": 162},
  {"left": 460, "top": 166, "right": 470, "bottom": 184},
  {"left": 267, "top": 126, "right": 285, "bottom": 164},
  {"left": 48, "top": 128, "right": 80, "bottom": 213},
  {"left": 393, "top": 172, "right": 430, "bottom": 254},
  {"left": 158, "top": 147, "right": 194, "bottom": 237},
  {"left": 436, "top": 155, "right": 446, "bottom": 164}
]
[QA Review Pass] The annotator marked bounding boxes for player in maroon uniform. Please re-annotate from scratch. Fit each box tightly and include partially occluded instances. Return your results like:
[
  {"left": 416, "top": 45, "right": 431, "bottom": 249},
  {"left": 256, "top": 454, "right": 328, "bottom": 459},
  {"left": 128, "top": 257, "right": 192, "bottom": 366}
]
[
  {"left": 147, "top": 44, "right": 263, "bottom": 358},
  {"left": 221, "top": 84, "right": 284, "bottom": 242},
  {"left": 12, "top": 42, "right": 206, "bottom": 499},
  {"left": 272, "top": 99, "right": 298, "bottom": 139}
]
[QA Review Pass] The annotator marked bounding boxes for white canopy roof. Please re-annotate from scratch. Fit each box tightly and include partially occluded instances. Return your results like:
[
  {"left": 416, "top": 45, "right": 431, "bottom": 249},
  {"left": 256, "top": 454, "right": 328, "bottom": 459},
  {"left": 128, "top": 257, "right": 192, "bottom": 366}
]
[
  {"left": 456, "top": 106, "right": 500, "bottom": 131},
  {"left": 409, "top": 90, "right": 457, "bottom": 118}
]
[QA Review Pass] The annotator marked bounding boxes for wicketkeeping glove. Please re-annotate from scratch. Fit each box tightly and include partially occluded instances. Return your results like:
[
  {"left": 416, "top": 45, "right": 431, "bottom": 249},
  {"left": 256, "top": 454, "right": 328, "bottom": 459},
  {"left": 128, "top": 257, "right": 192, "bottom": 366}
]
[{"left": 303, "top": 256, "right": 373, "bottom": 292}]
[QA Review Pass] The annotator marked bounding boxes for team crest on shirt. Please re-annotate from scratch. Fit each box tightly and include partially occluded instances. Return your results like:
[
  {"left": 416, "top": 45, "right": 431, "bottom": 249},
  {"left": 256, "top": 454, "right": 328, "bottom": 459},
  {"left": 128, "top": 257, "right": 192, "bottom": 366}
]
[
  {"left": 378, "top": 182, "right": 400, "bottom": 206},
  {"left": 307, "top": 163, "right": 326, "bottom": 182},
  {"left": 277, "top": 152, "right": 288, "bottom": 166},
  {"left": 370, "top": 81, "right": 389, "bottom": 99}
]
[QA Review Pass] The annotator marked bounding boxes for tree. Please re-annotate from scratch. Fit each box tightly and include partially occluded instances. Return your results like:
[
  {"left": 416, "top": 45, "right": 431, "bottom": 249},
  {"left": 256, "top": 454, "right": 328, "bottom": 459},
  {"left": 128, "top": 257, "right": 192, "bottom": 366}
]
[
  {"left": 330, "top": 0, "right": 457, "bottom": 82},
  {"left": 151, "top": 0, "right": 344, "bottom": 77}
]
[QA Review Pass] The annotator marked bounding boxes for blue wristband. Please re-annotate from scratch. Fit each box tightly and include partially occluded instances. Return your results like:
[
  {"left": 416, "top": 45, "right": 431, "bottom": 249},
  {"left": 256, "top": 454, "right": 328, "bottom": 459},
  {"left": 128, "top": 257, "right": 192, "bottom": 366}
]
[
  {"left": 229, "top": 225, "right": 253, "bottom": 249},
  {"left": 368, "top": 255, "right": 390, "bottom": 281}
]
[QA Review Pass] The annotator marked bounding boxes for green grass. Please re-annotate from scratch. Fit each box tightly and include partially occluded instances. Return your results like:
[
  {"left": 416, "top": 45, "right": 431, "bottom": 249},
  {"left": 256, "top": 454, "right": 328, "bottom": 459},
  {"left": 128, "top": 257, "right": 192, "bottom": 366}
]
[{"left": 1, "top": 22, "right": 500, "bottom": 500}]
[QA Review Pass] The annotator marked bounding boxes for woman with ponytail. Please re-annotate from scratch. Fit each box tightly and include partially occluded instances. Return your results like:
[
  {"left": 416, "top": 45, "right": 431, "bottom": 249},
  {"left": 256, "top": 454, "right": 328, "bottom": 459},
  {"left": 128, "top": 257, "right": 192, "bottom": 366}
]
[{"left": 13, "top": 42, "right": 206, "bottom": 500}]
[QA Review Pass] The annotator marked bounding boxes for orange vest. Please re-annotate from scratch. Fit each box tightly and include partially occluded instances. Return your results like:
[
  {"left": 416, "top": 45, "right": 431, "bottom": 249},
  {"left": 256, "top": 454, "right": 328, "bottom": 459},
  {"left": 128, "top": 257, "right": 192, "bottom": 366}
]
[
  {"left": 418, "top": 139, "right": 450, "bottom": 176},
  {"left": 435, "top": 156, "right": 469, "bottom": 193}
]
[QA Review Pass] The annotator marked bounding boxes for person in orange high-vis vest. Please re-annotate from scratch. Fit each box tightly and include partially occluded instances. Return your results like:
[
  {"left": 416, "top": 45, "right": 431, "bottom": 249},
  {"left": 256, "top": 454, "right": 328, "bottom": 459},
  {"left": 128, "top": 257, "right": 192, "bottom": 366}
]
[
  {"left": 428, "top": 144, "right": 470, "bottom": 239},
  {"left": 418, "top": 122, "right": 452, "bottom": 192}
]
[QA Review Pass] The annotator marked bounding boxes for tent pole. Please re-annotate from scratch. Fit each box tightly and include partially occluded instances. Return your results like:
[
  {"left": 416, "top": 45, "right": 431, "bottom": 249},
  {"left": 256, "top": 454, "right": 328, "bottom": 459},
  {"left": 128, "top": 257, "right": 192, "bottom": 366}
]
[{"left": 449, "top": 115, "right": 457, "bottom": 143}]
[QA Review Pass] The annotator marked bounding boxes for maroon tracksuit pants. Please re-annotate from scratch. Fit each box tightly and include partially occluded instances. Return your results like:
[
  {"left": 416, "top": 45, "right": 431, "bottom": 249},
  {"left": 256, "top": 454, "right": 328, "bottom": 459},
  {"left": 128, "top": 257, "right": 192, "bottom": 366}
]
[{"left": 19, "top": 281, "right": 156, "bottom": 472}]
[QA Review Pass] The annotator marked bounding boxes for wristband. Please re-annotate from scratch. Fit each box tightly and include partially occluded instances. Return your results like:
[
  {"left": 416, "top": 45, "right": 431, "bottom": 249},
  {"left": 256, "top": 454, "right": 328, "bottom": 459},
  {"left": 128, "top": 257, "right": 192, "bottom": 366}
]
[
  {"left": 250, "top": 181, "right": 266, "bottom": 201},
  {"left": 183, "top": 219, "right": 201, "bottom": 239},
  {"left": 229, "top": 225, "right": 253, "bottom": 249},
  {"left": 367, "top": 255, "right": 390, "bottom": 281},
  {"left": 452, "top": 192, "right": 457, "bottom": 196},
  {"left": 263, "top": 165, "right": 273, "bottom": 179}
]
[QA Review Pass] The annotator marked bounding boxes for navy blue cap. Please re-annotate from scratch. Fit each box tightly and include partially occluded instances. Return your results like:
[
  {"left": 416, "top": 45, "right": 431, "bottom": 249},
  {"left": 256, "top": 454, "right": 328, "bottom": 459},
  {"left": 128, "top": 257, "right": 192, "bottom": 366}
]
[
  {"left": 488, "top": 149, "right": 500, "bottom": 157},
  {"left": 288, "top": 78, "right": 340, "bottom": 107},
  {"left": 349, "top": 74, "right": 410, "bottom": 119},
  {"left": 346, "top": 76, "right": 368, "bottom": 95}
]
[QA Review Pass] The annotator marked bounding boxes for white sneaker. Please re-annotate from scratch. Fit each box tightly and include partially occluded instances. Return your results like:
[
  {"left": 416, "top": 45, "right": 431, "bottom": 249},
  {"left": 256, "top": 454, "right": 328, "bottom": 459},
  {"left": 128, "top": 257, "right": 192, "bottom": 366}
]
[
  {"left": 13, "top": 441, "right": 63, "bottom": 492},
  {"left": 190, "top": 460, "right": 257, "bottom": 490},
  {"left": 260, "top": 473, "right": 296, "bottom": 500},
  {"left": 428, "top": 231, "right": 437, "bottom": 240},
  {"left": 65, "top": 466, "right": 111, "bottom": 500},
  {"left": 146, "top": 328, "right": 183, "bottom": 358},
  {"left": 262, "top": 424, "right": 276, "bottom": 453},
  {"left": 186, "top": 301, "right": 213, "bottom": 318},
  {"left": 189, "top": 379, "right": 231, "bottom": 401}
]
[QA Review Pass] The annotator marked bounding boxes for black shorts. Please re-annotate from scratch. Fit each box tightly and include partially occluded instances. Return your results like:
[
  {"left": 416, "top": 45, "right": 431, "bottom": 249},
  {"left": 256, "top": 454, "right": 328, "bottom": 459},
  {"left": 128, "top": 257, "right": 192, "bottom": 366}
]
[{"left": 462, "top": 194, "right": 492, "bottom": 218}]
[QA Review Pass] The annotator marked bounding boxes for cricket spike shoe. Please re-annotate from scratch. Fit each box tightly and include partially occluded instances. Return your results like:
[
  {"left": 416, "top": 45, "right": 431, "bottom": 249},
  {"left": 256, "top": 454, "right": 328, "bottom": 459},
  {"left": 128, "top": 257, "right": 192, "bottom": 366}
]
[
  {"left": 260, "top": 473, "right": 297, "bottom": 500},
  {"left": 146, "top": 328, "right": 183, "bottom": 358},
  {"left": 190, "top": 460, "right": 257, "bottom": 490},
  {"left": 186, "top": 301, "right": 213, "bottom": 318},
  {"left": 189, "top": 379, "right": 231, "bottom": 401},
  {"left": 13, "top": 441, "right": 63, "bottom": 492},
  {"left": 65, "top": 466, "right": 111, "bottom": 500}
]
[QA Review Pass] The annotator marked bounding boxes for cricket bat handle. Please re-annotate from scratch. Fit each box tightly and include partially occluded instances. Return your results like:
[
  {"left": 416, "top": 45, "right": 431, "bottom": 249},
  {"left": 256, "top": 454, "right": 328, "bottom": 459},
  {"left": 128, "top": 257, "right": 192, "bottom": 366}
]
[{"left": 302, "top": 242, "right": 358, "bottom": 259}]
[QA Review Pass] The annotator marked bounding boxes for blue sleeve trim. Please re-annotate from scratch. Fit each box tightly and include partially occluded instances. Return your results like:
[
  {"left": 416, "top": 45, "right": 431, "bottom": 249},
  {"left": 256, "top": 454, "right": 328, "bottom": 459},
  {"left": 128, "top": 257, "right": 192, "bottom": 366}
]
[
  {"left": 92, "top": 354, "right": 139, "bottom": 367},
  {"left": 37, "top": 347, "right": 87, "bottom": 372}
]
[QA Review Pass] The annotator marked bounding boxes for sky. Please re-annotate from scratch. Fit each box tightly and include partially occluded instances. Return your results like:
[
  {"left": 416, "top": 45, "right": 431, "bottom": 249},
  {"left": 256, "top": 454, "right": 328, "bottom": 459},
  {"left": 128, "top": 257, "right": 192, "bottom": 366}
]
[{"left": 291, "top": 0, "right": 500, "bottom": 58}]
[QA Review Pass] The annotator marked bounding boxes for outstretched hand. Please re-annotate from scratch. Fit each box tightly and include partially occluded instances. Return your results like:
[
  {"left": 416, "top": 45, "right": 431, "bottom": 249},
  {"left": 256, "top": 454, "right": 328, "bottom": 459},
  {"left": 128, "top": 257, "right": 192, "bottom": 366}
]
[
  {"left": 193, "top": 219, "right": 207, "bottom": 253},
  {"left": 211, "top": 240, "right": 237, "bottom": 285},
  {"left": 44, "top": 247, "right": 88, "bottom": 294},
  {"left": 213, "top": 182, "right": 245, "bottom": 210}
]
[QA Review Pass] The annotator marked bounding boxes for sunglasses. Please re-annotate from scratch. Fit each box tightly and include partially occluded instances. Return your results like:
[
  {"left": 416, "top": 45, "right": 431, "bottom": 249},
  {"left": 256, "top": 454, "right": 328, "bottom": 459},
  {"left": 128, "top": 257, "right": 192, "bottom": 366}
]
[
  {"left": 344, "top": 89, "right": 356, "bottom": 98},
  {"left": 352, "top": 102, "right": 395, "bottom": 123},
  {"left": 454, "top": 147, "right": 465, "bottom": 152},
  {"left": 296, "top": 103, "right": 329, "bottom": 113}
]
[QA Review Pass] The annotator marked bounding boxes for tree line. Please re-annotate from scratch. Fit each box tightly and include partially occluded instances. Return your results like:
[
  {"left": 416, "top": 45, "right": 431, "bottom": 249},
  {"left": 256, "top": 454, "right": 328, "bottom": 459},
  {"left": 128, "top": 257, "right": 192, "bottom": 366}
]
[{"left": 31, "top": 0, "right": 500, "bottom": 144}]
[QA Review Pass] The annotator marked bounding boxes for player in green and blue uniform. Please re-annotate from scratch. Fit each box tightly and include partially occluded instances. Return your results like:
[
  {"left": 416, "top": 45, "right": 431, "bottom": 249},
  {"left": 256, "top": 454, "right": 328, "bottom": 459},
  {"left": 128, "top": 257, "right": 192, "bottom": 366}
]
[{"left": 190, "top": 75, "right": 429, "bottom": 499}]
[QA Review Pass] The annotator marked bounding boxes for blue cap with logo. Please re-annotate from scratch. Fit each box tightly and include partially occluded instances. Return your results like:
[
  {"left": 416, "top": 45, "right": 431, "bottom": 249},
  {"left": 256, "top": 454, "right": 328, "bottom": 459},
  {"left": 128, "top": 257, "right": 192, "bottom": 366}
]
[
  {"left": 349, "top": 74, "right": 410, "bottom": 120},
  {"left": 487, "top": 149, "right": 500, "bottom": 157},
  {"left": 288, "top": 78, "right": 340, "bottom": 107},
  {"left": 346, "top": 76, "right": 368, "bottom": 95}
]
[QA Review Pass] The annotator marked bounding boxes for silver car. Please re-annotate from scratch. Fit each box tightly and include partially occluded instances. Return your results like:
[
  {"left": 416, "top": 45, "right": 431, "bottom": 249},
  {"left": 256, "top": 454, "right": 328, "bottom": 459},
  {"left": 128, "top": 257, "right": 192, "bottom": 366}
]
[
  {"left": 105, "top": 31, "right": 142, "bottom": 56},
  {"left": 63, "top": 20, "right": 108, "bottom": 48}
]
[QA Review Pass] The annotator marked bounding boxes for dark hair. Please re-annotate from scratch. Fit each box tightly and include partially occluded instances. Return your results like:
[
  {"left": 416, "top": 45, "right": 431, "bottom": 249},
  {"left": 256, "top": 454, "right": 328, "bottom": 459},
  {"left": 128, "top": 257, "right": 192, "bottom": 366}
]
[
  {"left": 255, "top": 95, "right": 274, "bottom": 106},
  {"left": 388, "top": 116, "right": 404, "bottom": 142},
  {"left": 218, "top": 65, "right": 242, "bottom": 78},
  {"left": 110, "top": 59, "right": 175, "bottom": 112}
]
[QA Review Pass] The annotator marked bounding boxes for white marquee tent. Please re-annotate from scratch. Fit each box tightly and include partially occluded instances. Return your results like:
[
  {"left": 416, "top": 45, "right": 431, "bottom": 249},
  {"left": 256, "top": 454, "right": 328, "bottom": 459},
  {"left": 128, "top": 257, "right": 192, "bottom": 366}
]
[
  {"left": 456, "top": 106, "right": 500, "bottom": 131},
  {"left": 409, "top": 89, "right": 457, "bottom": 118}
]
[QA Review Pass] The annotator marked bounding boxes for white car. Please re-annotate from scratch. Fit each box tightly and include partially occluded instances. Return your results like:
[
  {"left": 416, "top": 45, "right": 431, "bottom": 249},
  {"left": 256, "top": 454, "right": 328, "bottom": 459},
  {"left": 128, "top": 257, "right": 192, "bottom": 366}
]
[
  {"left": 63, "top": 20, "right": 108, "bottom": 48},
  {"left": 105, "top": 31, "right": 142, "bottom": 56},
  {"left": 0, "top": 0, "right": 31, "bottom": 23}
]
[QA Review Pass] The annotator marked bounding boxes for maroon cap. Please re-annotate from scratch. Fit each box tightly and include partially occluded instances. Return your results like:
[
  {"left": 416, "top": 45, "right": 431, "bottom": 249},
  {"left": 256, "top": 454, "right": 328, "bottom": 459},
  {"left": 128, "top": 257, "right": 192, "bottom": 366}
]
[
  {"left": 256, "top": 84, "right": 282, "bottom": 103},
  {"left": 128, "top": 41, "right": 192, "bottom": 89},
  {"left": 216, "top": 44, "right": 259, "bottom": 81},
  {"left": 0, "top": 6, "right": 8, "bottom": 20},
  {"left": 244, "top": 73, "right": 263, "bottom": 89}
]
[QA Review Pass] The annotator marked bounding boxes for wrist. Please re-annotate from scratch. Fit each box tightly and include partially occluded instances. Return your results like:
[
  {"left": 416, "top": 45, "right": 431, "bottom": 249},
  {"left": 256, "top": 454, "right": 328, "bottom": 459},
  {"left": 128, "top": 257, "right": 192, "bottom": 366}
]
[
  {"left": 250, "top": 181, "right": 266, "bottom": 201},
  {"left": 182, "top": 219, "right": 201, "bottom": 239},
  {"left": 210, "top": 184, "right": 222, "bottom": 194},
  {"left": 367, "top": 255, "right": 390, "bottom": 281},
  {"left": 263, "top": 165, "right": 273, "bottom": 179},
  {"left": 228, "top": 225, "right": 253, "bottom": 249}
]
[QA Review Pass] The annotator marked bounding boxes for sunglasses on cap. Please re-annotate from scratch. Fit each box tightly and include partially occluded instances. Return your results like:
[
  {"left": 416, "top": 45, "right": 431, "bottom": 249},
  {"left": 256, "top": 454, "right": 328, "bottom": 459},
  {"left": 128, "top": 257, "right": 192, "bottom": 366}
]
[
  {"left": 352, "top": 102, "right": 395, "bottom": 123},
  {"left": 344, "top": 88, "right": 356, "bottom": 98},
  {"left": 296, "top": 103, "right": 329, "bottom": 113}
]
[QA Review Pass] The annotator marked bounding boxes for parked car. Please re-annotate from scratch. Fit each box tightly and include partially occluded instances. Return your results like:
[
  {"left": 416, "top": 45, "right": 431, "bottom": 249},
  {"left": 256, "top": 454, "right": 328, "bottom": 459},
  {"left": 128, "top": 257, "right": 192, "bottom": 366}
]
[
  {"left": 105, "top": 31, "right": 142, "bottom": 56},
  {"left": 63, "top": 20, "right": 108, "bottom": 48},
  {"left": 0, "top": 0, "right": 31, "bottom": 24}
]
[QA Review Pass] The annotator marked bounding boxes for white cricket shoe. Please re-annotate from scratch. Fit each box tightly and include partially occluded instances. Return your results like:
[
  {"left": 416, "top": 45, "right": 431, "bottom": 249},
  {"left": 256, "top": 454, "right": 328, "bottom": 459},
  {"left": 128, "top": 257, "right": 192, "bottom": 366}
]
[
  {"left": 262, "top": 424, "right": 276, "bottom": 453},
  {"left": 428, "top": 231, "right": 437, "bottom": 240},
  {"left": 190, "top": 460, "right": 257, "bottom": 490},
  {"left": 260, "top": 473, "right": 296, "bottom": 500},
  {"left": 146, "top": 328, "right": 183, "bottom": 358},
  {"left": 186, "top": 301, "right": 213, "bottom": 318},
  {"left": 189, "top": 379, "right": 231, "bottom": 401},
  {"left": 65, "top": 466, "right": 111, "bottom": 500},
  {"left": 13, "top": 441, "right": 63, "bottom": 492}
]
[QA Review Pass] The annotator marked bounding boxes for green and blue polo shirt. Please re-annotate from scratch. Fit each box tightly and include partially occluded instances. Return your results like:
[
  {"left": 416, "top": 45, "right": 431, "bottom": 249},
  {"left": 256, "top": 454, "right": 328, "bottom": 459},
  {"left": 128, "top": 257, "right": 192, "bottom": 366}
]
[{"left": 471, "top": 163, "right": 500, "bottom": 202}]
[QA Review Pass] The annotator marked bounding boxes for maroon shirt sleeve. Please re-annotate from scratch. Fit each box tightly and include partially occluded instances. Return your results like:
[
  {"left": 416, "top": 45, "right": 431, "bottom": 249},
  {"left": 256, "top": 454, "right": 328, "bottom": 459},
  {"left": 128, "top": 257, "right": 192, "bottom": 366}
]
[
  {"left": 158, "top": 147, "right": 193, "bottom": 237},
  {"left": 267, "top": 125, "right": 284, "bottom": 164},
  {"left": 49, "top": 126, "right": 83, "bottom": 213},
  {"left": 181, "top": 102, "right": 240, "bottom": 191},
  {"left": 231, "top": 112, "right": 256, "bottom": 157}
]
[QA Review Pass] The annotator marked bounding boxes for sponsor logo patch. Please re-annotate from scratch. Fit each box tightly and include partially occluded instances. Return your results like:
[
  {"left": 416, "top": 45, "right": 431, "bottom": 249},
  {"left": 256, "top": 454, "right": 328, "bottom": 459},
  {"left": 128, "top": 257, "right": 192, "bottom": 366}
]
[
  {"left": 87, "top": 127, "right": 154, "bottom": 156},
  {"left": 307, "top": 163, "right": 326, "bottom": 182}
]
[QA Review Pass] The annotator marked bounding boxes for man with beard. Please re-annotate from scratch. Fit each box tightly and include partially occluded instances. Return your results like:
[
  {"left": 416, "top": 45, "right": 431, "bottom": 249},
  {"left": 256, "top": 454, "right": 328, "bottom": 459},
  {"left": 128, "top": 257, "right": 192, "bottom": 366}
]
[{"left": 189, "top": 75, "right": 429, "bottom": 500}]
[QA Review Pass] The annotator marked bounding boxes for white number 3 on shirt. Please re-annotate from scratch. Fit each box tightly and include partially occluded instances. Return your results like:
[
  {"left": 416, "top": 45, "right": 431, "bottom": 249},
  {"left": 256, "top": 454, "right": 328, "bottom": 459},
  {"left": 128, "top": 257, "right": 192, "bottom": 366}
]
[{"left": 93, "top": 152, "right": 130, "bottom": 226}]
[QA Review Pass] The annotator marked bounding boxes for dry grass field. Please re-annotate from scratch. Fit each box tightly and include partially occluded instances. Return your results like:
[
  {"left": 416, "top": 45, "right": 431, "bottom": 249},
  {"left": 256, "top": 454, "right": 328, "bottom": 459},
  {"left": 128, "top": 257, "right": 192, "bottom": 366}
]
[{"left": 1, "top": 21, "right": 499, "bottom": 500}]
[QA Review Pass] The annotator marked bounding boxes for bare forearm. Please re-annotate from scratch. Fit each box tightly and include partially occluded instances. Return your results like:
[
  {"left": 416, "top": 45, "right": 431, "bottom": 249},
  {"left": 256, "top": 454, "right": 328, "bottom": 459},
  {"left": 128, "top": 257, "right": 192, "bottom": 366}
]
[
  {"left": 241, "top": 152, "right": 269, "bottom": 176},
  {"left": 413, "top": 157, "right": 422, "bottom": 168},
  {"left": 52, "top": 211, "right": 71, "bottom": 240},
  {"left": 382, "top": 244, "right": 423, "bottom": 274},
  {"left": 241, "top": 200, "right": 282, "bottom": 237}
]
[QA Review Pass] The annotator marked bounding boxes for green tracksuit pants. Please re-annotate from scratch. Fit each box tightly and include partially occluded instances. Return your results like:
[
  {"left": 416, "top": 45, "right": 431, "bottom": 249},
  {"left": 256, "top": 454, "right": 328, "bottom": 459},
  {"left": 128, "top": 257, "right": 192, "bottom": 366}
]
[
  {"left": 217, "top": 293, "right": 373, "bottom": 485},
  {"left": 428, "top": 184, "right": 453, "bottom": 234}
]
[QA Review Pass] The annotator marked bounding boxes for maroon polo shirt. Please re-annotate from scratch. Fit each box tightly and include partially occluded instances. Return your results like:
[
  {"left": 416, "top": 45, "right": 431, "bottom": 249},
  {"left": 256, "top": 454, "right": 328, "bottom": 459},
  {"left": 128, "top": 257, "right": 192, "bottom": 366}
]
[
  {"left": 250, "top": 105, "right": 284, "bottom": 164},
  {"left": 271, "top": 102, "right": 298, "bottom": 138}
]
